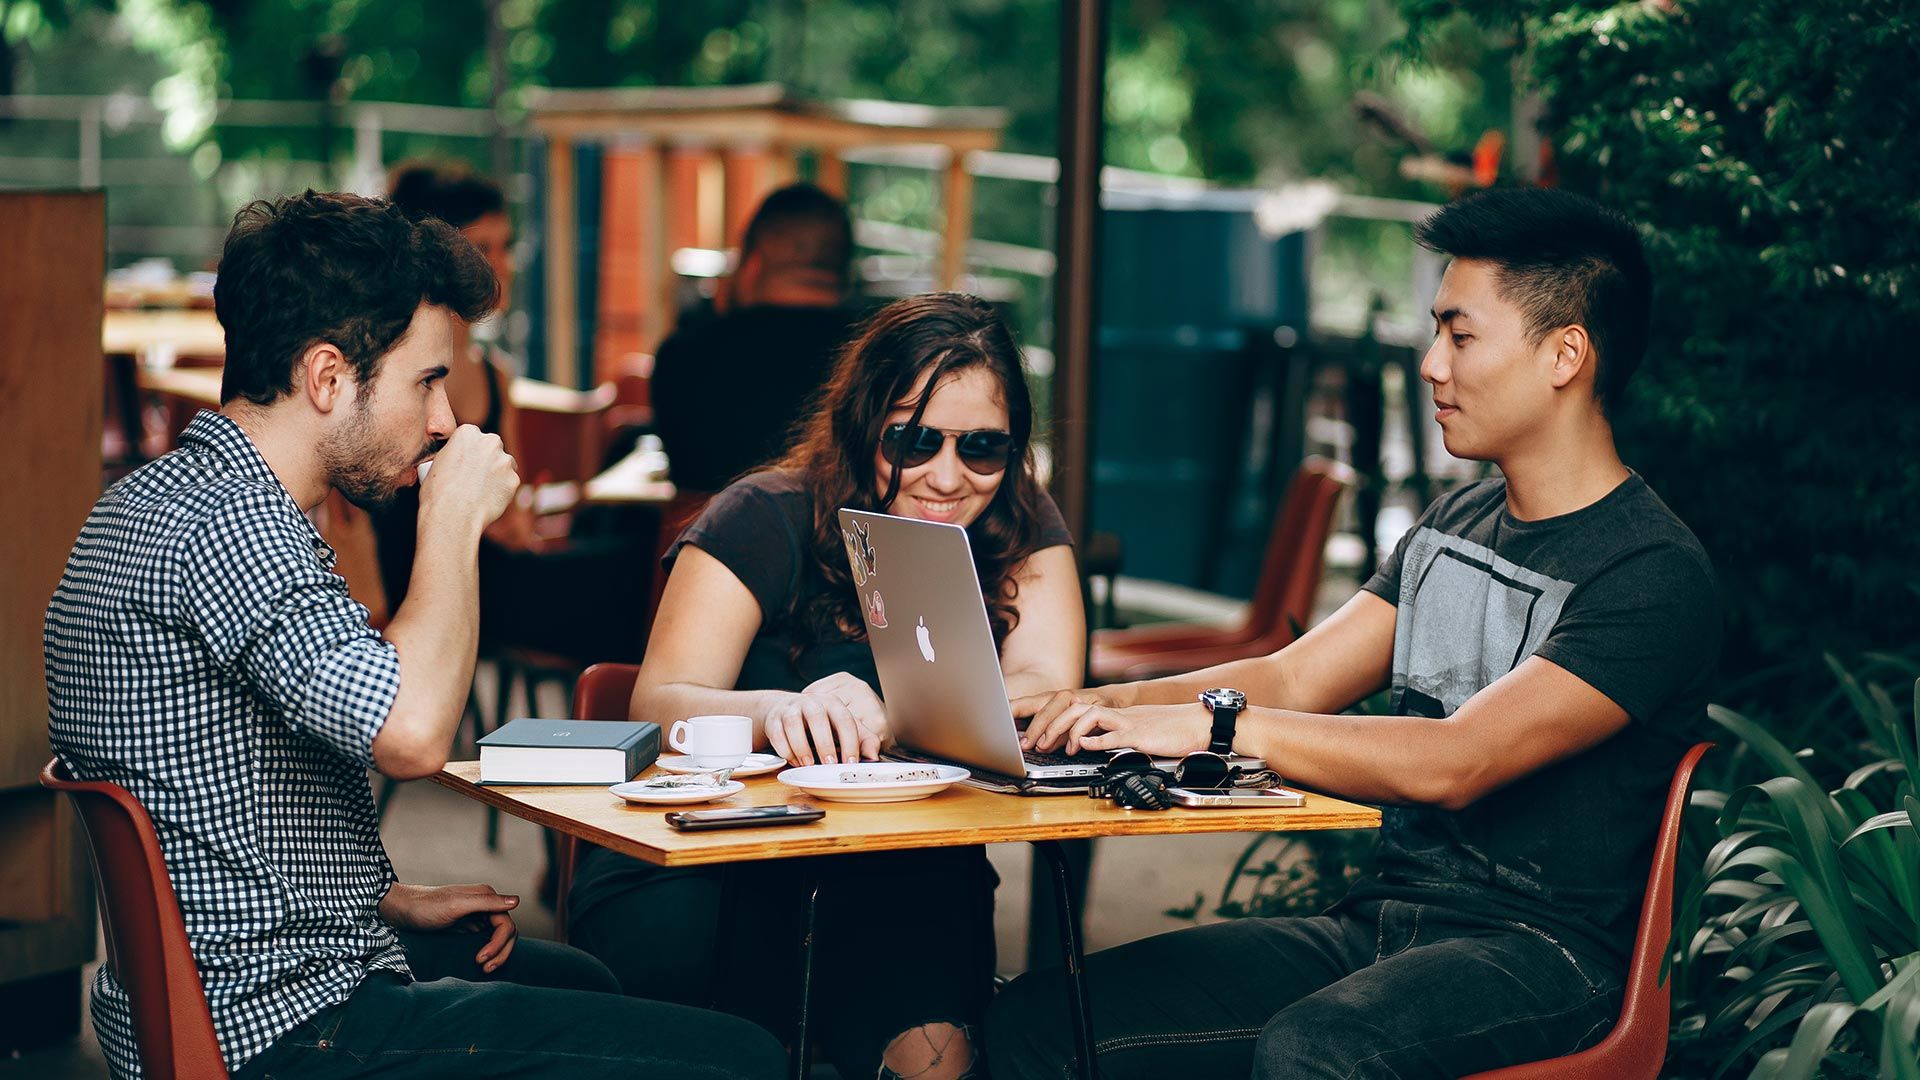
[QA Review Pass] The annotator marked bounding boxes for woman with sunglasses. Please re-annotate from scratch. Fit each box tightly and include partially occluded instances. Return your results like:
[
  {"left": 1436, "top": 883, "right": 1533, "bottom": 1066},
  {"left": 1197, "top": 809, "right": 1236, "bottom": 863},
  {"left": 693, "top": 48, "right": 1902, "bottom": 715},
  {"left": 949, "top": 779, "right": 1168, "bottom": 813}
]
[{"left": 567, "top": 293, "right": 1084, "bottom": 1080}]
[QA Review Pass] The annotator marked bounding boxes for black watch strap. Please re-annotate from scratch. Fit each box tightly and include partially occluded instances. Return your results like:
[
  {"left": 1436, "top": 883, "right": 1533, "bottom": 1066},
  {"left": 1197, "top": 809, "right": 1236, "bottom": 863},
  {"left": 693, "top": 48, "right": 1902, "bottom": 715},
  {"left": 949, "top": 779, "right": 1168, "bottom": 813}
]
[{"left": 1207, "top": 701, "right": 1238, "bottom": 755}]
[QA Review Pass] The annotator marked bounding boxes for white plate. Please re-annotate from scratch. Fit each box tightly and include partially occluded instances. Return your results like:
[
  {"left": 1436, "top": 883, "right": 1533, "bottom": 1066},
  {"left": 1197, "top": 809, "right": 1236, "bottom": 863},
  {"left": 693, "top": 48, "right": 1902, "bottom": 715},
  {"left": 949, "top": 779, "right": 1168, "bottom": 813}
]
[
  {"left": 655, "top": 753, "right": 786, "bottom": 778},
  {"left": 776, "top": 763, "right": 969, "bottom": 803},
  {"left": 609, "top": 779, "right": 745, "bottom": 805}
]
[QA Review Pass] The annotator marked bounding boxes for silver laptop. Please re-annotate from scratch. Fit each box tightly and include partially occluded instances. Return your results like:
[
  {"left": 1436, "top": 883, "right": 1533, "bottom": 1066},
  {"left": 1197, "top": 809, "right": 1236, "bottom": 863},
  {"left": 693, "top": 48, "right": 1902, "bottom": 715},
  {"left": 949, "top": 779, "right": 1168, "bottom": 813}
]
[{"left": 837, "top": 508, "right": 1262, "bottom": 788}]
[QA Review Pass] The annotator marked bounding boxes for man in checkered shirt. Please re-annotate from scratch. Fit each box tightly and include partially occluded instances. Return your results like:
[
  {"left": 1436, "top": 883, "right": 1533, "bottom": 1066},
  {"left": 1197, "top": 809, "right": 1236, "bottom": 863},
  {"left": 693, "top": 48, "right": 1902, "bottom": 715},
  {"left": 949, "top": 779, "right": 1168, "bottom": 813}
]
[{"left": 46, "top": 191, "right": 784, "bottom": 1080}]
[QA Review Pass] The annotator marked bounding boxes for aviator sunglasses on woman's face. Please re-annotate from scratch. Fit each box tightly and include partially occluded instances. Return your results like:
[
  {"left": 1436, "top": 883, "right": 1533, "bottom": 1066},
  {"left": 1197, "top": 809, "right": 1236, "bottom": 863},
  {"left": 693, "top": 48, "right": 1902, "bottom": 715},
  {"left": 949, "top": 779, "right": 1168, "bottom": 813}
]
[{"left": 879, "top": 423, "right": 1015, "bottom": 476}]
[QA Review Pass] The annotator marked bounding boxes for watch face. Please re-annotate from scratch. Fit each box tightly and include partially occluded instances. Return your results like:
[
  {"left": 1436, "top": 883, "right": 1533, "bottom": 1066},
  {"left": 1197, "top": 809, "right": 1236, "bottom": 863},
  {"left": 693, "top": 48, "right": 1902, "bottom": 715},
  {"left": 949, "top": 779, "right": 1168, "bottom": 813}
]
[{"left": 1200, "top": 687, "right": 1247, "bottom": 710}]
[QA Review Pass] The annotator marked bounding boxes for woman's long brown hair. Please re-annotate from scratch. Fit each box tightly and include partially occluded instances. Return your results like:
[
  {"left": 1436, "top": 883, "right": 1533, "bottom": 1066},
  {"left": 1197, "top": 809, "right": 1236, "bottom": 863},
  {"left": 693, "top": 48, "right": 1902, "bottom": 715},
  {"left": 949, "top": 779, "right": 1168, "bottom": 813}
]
[{"left": 773, "top": 292, "right": 1050, "bottom": 650}]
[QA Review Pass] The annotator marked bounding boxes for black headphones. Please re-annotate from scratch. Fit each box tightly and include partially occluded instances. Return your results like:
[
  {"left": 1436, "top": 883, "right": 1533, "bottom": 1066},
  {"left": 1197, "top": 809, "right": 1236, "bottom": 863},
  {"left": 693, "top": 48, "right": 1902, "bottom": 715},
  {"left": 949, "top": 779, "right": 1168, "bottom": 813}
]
[
  {"left": 1088, "top": 750, "right": 1279, "bottom": 810},
  {"left": 1093, "top": 767, "right": 1175, "bottom": 810}
]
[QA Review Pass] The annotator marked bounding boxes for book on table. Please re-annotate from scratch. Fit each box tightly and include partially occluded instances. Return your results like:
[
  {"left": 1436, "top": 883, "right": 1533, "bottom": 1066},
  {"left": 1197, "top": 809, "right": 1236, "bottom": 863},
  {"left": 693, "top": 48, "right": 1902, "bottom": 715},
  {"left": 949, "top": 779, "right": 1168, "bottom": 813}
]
[{"left": 477, "top": 718, "right": 660, "bottom": 785}]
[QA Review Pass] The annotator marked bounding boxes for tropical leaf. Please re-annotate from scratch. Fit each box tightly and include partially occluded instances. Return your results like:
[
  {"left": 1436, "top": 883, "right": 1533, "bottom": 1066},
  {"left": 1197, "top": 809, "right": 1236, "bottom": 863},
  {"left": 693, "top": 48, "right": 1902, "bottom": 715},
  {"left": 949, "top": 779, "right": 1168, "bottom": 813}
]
[
  {"left": 1717, "top": 783, "right": 1881, "bottom": 999},
  {"left": 1766, "top": 1000, "right": 1861, "bottom": 1080},
  {"left": 1711, "top": 706, "right": 1853, "bottom": 838}
]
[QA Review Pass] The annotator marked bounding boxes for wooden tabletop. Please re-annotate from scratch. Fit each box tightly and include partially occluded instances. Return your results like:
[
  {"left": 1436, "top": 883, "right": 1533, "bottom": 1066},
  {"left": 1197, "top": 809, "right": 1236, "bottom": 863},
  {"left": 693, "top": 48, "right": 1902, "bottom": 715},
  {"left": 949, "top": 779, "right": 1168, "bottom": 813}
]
[
  {"left": 582, "top": 444, "right": 678, "bottom": 505},
  {"left": 434, "top": 760, "right": 1380, "bottom": 867},
  {"left": 137, "top": 365, "right": 224, "bottom": 407},
  {"left": 103, "top": 309, "right": 227, "bottom": 360}
]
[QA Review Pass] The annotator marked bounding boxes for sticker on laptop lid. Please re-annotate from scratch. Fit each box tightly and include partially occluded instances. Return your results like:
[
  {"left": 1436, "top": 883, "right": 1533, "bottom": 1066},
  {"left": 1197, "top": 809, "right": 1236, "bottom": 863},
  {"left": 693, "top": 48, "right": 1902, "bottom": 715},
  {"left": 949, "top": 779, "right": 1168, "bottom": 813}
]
[
  {"left": 866, "top": 588, "right": 888, "bottom": 628},
  {"left": 842, "top": 520, "right": 878, "bottom": 584}
]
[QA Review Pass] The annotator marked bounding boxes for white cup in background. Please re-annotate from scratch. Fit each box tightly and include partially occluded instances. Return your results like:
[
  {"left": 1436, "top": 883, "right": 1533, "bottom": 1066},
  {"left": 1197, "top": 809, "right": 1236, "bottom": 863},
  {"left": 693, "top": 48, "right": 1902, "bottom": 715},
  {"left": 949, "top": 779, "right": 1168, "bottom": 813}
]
[{"left": 669, "top": 715, "right": 753, "bottom": 770}]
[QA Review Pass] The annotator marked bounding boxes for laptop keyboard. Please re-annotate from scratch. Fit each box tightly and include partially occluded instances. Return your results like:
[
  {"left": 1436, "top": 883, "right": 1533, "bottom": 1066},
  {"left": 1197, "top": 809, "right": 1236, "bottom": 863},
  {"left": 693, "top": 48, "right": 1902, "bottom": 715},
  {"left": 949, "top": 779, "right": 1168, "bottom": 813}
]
[{"left": 1022, "top": 746, "right": 1110, "bottom": 767}]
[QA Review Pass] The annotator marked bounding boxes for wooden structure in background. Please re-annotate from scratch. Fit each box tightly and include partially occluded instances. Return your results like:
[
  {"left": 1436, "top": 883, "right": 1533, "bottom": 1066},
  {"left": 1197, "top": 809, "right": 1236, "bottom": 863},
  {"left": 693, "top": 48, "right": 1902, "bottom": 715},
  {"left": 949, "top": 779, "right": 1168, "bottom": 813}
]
[
  {"left": 0, "top": 191, "right": 104, "bottom": 1052},
  {"left": 525, "top": 83, "right": 1005, "bottom": 386}
]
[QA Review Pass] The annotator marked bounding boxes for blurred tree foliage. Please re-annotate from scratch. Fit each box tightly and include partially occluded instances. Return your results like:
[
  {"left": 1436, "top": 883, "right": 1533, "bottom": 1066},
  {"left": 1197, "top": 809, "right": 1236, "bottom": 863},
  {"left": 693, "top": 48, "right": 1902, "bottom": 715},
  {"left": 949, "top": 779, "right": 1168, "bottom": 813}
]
[
  {"left": 1402, "top": 0, "right": 1920, "bottom": 690},
  {"left": 29, "top": 0, "right": 1509, "bottom": 193}
]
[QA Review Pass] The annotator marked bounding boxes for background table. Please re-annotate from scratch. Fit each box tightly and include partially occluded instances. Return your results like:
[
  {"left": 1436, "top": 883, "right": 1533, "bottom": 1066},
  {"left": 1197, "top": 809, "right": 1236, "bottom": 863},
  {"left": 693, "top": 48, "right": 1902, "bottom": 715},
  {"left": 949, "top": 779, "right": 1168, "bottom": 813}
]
[{"left": 435, "top": 761, "right": 1378, "bottom": 1078}]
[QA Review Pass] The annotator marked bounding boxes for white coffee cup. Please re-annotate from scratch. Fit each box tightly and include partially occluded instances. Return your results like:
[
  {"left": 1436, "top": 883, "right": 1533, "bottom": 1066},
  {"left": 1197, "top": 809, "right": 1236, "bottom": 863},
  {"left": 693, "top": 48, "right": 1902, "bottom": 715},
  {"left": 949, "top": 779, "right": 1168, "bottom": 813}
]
[{"left": 669, "top": 715, "right": 753, "bottom": 770}]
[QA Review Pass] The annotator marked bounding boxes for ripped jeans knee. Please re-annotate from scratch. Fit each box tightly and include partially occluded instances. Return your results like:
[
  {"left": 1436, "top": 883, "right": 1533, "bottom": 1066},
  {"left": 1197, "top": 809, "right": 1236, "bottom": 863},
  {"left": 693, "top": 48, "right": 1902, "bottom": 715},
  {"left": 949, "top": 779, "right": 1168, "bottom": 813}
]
[{"left": 879, "top": 1020, "right": 981, "bottom": 1080}]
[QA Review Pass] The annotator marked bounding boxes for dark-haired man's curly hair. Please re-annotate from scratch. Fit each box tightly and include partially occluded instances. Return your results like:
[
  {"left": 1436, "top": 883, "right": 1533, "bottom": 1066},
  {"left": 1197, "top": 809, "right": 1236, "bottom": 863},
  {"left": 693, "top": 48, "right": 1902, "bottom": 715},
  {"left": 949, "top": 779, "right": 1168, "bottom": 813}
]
[{"left": 213, "top": 190, "right": 497, "bottom": 406}]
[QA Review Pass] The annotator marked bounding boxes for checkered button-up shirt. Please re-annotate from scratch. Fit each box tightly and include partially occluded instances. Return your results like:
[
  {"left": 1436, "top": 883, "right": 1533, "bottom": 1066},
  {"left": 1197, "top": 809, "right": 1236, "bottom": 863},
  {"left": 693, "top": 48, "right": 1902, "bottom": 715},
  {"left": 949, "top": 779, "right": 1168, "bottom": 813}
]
[{"left": 45, "top": 411, "right": 411, "bottom": 1079}]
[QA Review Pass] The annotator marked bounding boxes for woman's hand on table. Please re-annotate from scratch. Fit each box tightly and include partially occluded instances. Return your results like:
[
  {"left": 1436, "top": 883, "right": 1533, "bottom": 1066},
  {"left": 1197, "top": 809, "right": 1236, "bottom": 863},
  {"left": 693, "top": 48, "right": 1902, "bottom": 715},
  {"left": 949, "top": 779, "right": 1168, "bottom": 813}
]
[
  {"left": 1017, "top": 689, "right": 1209, "bottom": 757},
  {"left": 764, "top": 672, "right": 888, "bottom": 766}
]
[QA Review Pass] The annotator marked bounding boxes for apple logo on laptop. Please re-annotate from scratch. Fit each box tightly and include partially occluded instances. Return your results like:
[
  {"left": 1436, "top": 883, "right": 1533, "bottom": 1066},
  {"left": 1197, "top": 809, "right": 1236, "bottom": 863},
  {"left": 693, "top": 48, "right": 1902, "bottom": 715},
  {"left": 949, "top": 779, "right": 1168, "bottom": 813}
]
[{"left": 916, "top": 617, "right": 936, "bottom": 663}]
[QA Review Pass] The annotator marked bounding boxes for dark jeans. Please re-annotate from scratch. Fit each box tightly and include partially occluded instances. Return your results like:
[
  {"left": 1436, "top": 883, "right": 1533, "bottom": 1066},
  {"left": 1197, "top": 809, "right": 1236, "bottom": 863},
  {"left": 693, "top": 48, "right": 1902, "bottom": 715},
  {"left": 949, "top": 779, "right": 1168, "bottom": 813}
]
[
  {"left": 568, "top": 844, "right": 999, "bottom": 1080},
  {"left": 235, "top": 927, "right": 785, "bottom": 1079},
  {"left": 987, "top": 898, "right": 1622, "bottom": 1080}
]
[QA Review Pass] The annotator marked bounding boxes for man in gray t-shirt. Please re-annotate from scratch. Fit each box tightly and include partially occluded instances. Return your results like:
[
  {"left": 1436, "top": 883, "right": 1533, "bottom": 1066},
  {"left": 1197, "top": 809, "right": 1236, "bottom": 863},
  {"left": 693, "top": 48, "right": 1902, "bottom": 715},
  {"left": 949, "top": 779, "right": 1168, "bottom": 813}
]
[{"left": 992, "top": 188, "right": 1719, "bottom": 1080}]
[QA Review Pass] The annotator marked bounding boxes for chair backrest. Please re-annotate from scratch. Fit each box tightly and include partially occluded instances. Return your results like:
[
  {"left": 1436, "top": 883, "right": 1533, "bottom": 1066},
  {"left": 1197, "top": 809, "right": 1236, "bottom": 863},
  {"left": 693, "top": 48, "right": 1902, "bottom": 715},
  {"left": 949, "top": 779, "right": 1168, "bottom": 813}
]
[
  {"left": 1243, "top": 457, "right": 1355, "bottom": 641},
  {"left": 39, "top": 759, "right": 229, "bottom": 1080},
  {"left": 512, "top": 378, "right": 618, "bottom": 486},
  {"left": 644, "top": 490, "right": 716, "bottom": 634},
  {"left": 555, "top": 664, "right": 646, "bottom": 941},
  {"left": 573, "top": 662, "right": 643, "bottom": 722},
  {"left": 1464, "top": 740, "right": 1713, "bottom": 1080}
]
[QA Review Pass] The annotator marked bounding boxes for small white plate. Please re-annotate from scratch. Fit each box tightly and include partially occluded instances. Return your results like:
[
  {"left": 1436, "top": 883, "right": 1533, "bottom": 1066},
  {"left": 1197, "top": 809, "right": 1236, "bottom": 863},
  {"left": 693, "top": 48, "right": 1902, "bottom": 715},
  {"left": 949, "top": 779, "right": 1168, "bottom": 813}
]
[
  {"left": 776, "top": 763, "right": 969, "bottom": 803},
  {"left": 655, "top": 753, "right": 786, "bottom": 778},
  {"left": 609, "top": 779, "right": 745, "bottom": 805}
]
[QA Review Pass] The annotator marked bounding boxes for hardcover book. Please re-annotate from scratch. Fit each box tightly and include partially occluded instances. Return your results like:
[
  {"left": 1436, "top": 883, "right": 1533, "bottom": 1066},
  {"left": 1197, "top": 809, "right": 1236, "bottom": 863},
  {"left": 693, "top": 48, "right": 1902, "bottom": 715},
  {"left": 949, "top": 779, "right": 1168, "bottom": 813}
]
[{"left": 477, "top": 718, "right": 660, "bottom": 785}]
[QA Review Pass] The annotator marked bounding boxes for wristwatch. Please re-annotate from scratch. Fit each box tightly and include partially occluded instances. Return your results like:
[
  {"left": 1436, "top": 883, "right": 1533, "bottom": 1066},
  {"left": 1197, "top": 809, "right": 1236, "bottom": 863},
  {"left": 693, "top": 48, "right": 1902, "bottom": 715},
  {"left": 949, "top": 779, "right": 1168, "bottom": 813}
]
[{"left": 1197, "top": 687, "right": 1247, "bottom": 756}]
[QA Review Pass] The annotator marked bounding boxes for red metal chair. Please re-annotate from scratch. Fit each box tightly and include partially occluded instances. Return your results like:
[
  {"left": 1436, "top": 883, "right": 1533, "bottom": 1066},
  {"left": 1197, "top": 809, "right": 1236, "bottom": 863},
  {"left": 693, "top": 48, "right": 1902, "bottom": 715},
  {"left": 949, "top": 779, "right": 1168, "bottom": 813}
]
[
  {"left": 1464, "top": 741, "right": 1713, "bottom": 1080},
  {"left": 1089, "top": 456, "right": 1354, "bottom": 683},
  {"left": 548, "top": 662, "right": 646, "bottom": 941},
  {"left": 39, "top": 759, "right": 229, "bottom": 1080}
]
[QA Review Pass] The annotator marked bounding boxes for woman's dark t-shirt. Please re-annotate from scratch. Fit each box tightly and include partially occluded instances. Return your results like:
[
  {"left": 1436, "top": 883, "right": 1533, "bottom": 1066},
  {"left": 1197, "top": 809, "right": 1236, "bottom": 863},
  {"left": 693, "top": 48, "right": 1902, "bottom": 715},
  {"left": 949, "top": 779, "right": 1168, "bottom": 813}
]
[{"left": 665, "top": 468, "right": 1075, "bottom": 696}]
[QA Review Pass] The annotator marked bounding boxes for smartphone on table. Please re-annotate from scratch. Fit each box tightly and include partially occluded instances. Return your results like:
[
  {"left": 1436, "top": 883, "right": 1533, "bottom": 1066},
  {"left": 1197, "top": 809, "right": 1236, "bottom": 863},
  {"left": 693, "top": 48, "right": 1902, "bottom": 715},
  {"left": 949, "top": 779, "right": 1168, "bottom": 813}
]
[
  {"left": 1166, "top": 787, "right": 1306, "bottom": 809},
  {"left": 665, "top": 804, "right": 827, "bottom": 831}
]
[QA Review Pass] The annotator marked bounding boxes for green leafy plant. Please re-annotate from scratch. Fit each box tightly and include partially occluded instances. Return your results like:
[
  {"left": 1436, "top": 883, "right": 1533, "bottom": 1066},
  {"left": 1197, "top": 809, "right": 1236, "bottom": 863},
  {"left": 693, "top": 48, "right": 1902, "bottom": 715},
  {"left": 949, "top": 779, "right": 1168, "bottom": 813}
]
[{"left": 1669, "top": 662, "right": 1920, "bottom": 1079}]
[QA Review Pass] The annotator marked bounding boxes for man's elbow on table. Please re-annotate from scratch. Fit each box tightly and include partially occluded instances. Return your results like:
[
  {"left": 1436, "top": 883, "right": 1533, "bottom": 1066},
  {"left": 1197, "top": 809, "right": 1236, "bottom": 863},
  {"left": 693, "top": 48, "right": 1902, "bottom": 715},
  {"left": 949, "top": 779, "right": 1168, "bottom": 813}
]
[{"left": 371, "top": 715, "right": 450, "bottom": 780}]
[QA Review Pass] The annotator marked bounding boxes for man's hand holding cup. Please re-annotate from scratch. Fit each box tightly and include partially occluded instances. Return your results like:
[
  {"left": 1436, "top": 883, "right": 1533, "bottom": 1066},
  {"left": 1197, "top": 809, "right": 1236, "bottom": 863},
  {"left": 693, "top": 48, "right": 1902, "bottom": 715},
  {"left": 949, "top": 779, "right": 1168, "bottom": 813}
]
[{"left": 418, "top": 424, "right": 519, "bottom": 538}]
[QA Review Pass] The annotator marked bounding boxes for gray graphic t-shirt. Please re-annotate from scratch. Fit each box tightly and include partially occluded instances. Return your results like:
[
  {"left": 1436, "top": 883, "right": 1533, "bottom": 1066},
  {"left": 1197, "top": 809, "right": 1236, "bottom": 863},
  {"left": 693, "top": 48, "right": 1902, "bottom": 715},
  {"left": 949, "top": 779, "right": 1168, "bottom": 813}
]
[{"left": 1352, "top": 472, "right": 1719, "bottom": 964}]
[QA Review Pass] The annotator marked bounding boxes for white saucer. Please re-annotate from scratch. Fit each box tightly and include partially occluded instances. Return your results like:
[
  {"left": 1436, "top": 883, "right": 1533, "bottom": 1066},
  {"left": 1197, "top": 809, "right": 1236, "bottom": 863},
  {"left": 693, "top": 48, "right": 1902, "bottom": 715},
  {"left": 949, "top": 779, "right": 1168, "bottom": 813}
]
[
  {"left": 609, "top": 779, "right": 745, "bottom": 805},
  {"left": 776, "top": 763, "right": 969, "bottom": 803},
  {"left": 656, "top": 753, "right": 786, "bottom": 778}
]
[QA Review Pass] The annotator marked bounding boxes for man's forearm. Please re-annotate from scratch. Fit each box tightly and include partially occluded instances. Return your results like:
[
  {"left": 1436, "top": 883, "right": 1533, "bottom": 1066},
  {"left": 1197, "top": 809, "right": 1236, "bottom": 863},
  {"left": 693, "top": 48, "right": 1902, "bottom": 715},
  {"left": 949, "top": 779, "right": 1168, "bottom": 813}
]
[
  {"left": 375, "top": 522, "right": 484, "bottom": 776},
  {"left": 1105, "top": 652, "right": 1295, "bottom": 709},
  {"left": 1236, "top": 707, "right": 1472, "bottom": 808}
]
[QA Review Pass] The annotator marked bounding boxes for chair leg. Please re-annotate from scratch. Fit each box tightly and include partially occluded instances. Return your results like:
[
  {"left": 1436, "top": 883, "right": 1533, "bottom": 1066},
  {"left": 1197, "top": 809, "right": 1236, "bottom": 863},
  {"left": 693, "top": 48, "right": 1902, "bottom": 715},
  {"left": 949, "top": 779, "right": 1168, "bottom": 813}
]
[
  {"left": 1027, "top": 838, "right": 1094, "bottom": 971},
  {"left": 791, "top": 873, "right": 822, "bottom": 1080},
  {"left": 460, "top": 682, "right": 485, "bottom": 754},
  {"left": 484, "top": 661, "right": 517, "bottom": 852},
  {"left": 375, "top": 774, "right": 399, "bottom": 820},
  {"left": 553, "top": 834, "right": 579, "bottom": 942},
  {"left": 1036, "top": 840, "right": 1100, "bottom": 1080}
]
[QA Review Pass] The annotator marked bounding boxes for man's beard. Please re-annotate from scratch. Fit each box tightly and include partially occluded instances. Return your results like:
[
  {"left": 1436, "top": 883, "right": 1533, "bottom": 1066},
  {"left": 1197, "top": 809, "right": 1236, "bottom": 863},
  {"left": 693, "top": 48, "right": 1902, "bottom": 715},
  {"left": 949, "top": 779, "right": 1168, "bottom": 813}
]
[{"left": 320, "top": 397, "right": 433, "bottom": 512}]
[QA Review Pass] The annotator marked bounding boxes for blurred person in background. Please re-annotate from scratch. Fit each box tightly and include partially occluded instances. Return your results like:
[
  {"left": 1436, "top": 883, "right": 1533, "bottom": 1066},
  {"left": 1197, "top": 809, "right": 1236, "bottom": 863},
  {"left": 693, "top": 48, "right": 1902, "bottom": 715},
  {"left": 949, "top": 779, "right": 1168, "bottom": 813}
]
[
  {"left": 650, "top": 182, "right": 861, "bottom": 494},
  {"left": 373, "top": 160, "right": 537, "bottom": 611}
]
